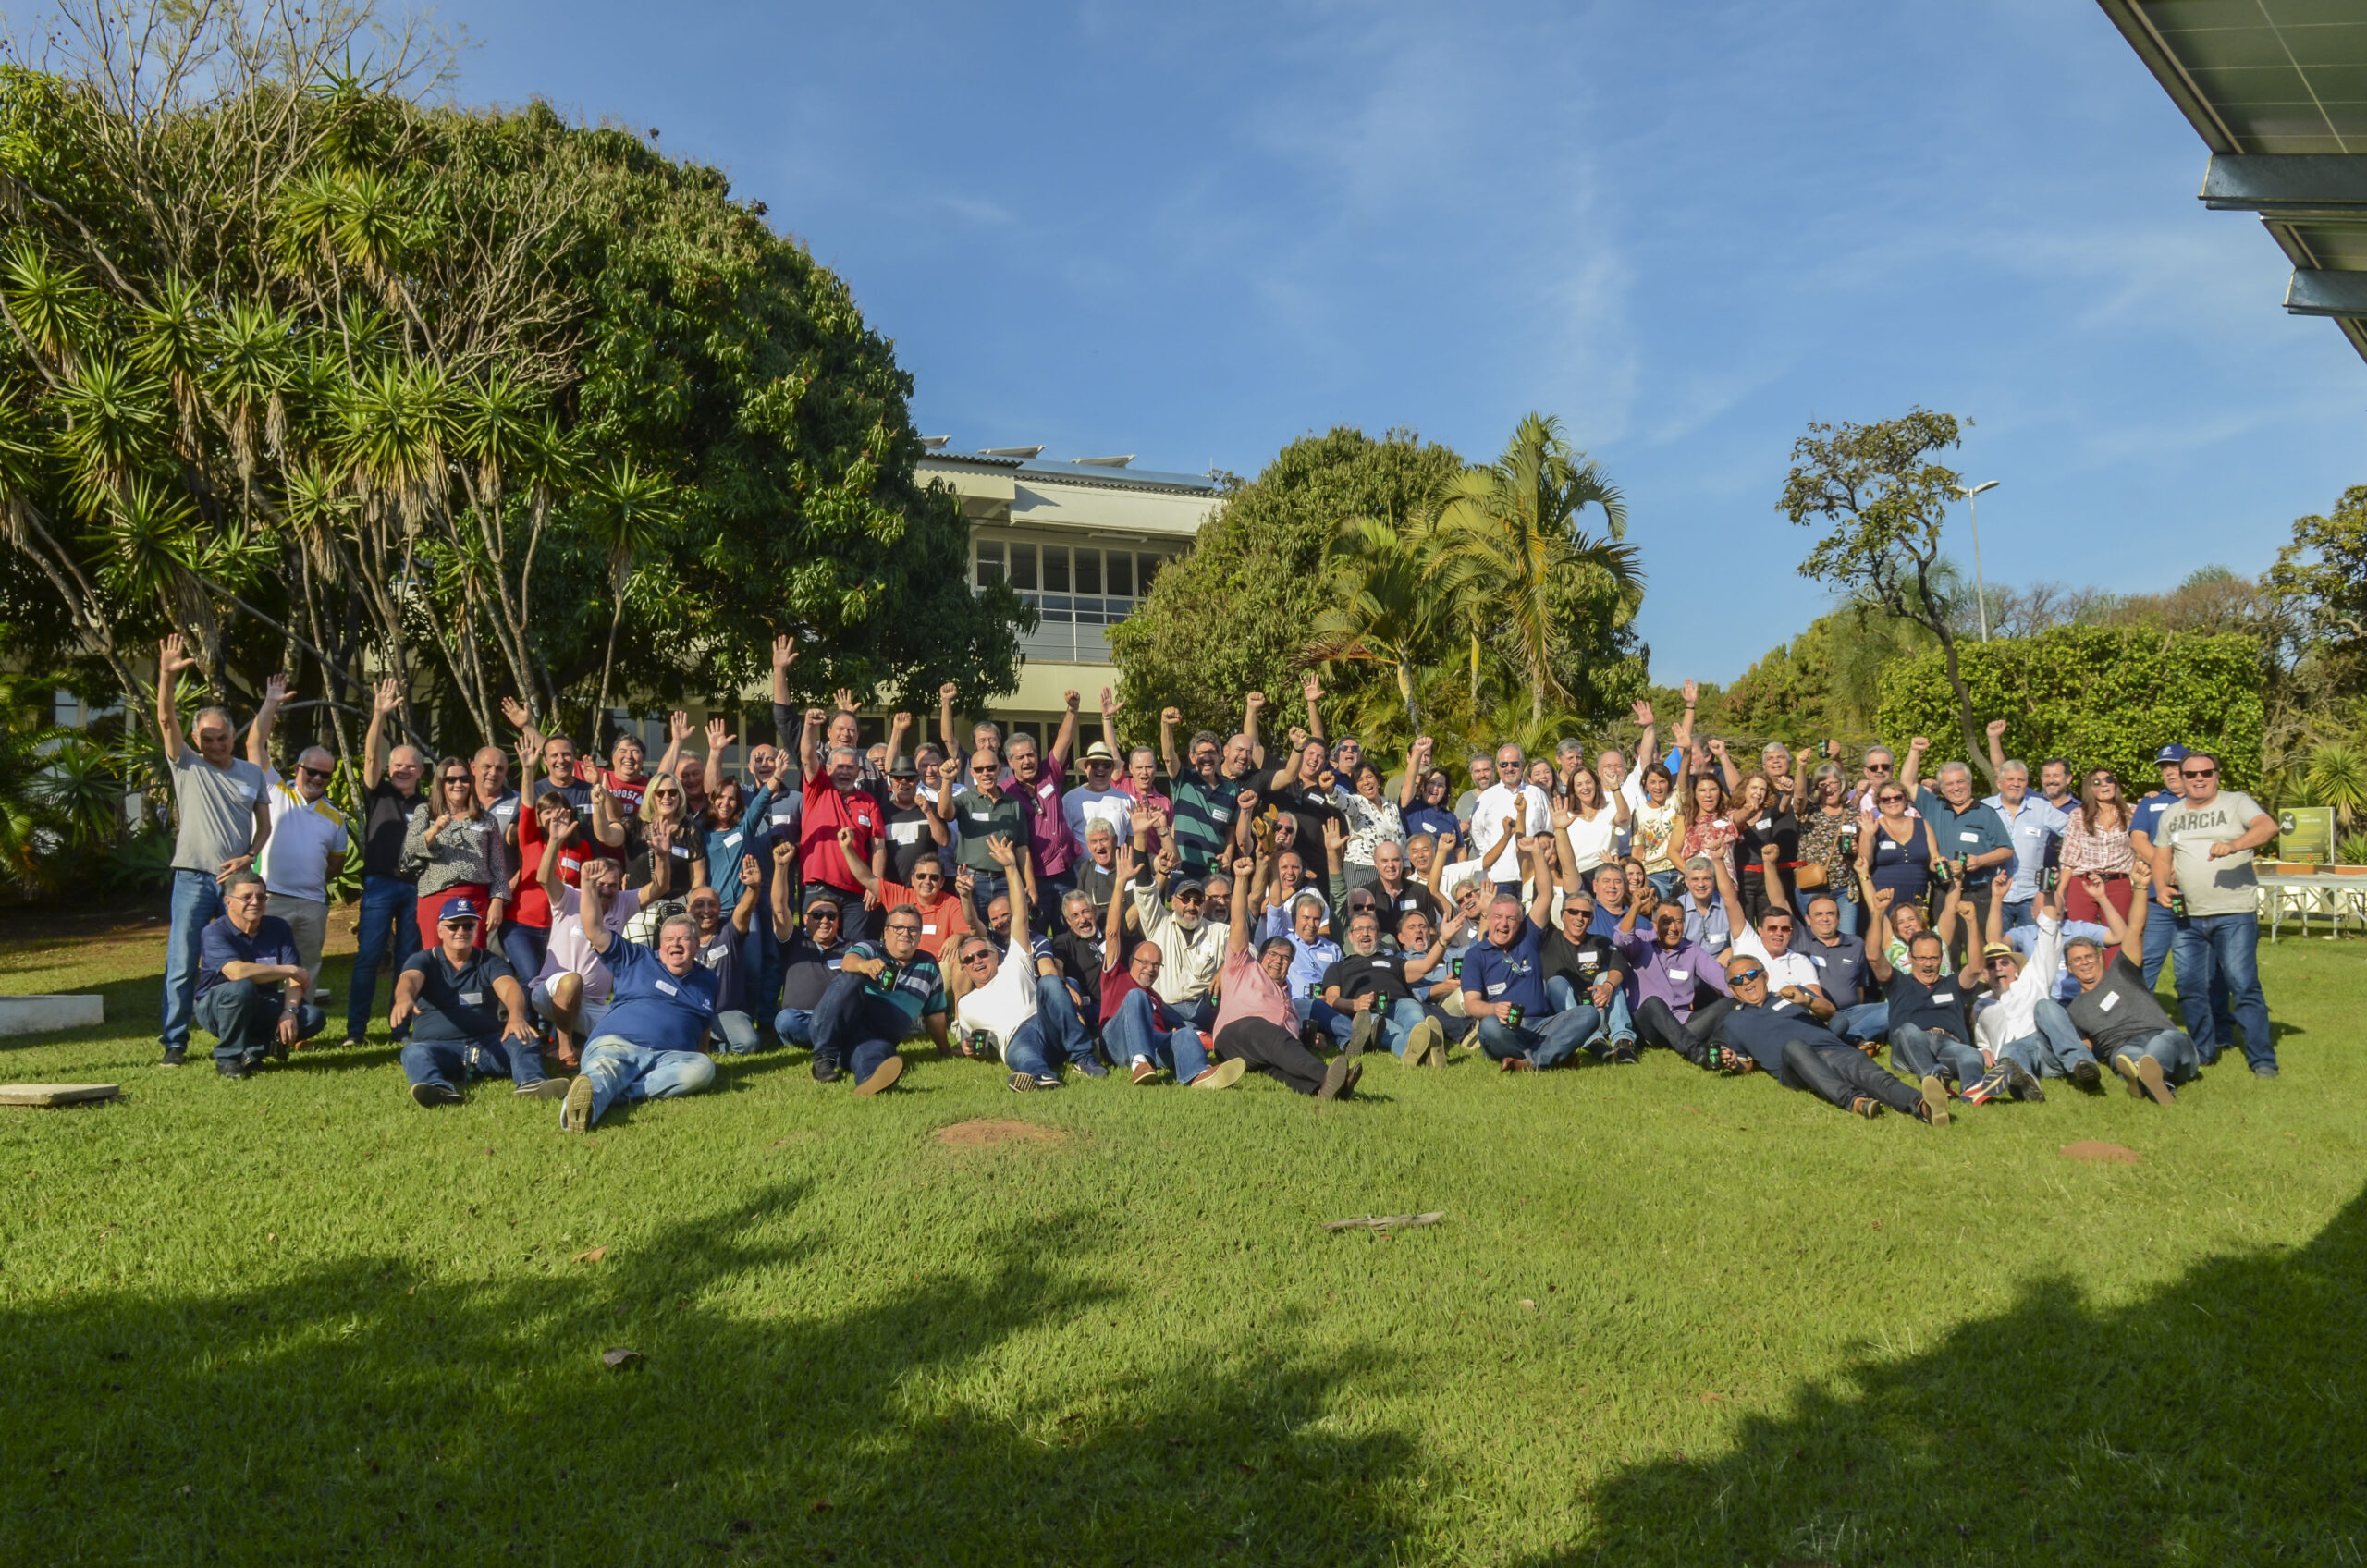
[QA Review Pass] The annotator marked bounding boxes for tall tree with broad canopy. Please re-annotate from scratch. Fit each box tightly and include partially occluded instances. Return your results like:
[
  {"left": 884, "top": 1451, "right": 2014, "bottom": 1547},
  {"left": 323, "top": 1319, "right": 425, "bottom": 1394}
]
[{"left": 1781, "top": 407, "right": 1995, "bottom": 783}]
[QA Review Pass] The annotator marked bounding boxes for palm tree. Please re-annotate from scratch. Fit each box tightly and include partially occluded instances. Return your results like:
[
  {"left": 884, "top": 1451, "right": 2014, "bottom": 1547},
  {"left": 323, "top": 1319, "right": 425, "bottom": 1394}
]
[
  {"left": 2305, "top": 741, "right": 2367, "bottom": 836},
  {"left": 581, "top": 459, "right": 679, "bottom": 728},
  {"left": 1306, "top": 514, "right": 1444, "bottom": 736},
  {"left": 1430, "top": 413, "right": 1642, "bottom": 724}
]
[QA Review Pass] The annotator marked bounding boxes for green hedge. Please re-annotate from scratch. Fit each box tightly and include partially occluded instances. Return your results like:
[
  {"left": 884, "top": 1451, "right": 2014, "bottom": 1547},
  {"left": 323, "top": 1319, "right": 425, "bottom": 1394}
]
[{"left": 1874, "top": 627, "right": 2265, "bottom": 793}]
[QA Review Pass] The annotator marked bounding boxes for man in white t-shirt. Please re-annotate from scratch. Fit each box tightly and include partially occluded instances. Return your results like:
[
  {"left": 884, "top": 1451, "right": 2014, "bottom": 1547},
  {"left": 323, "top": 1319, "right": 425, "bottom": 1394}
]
[
  {"left": 1062, "top": 740, "right": 1134, "bottom": 852},
  {"left": 530, "top": 825, "right": 643, "bottom": 1063},
  {"left": 951, "top": 876, "right": 1105, "bottom": 1090},
  {"left": 2148, "top": 749, "right": 2277, "bottom": 1075},
  {"left": 1469, "top": 742, "right": 1549, "bottom": 892}
]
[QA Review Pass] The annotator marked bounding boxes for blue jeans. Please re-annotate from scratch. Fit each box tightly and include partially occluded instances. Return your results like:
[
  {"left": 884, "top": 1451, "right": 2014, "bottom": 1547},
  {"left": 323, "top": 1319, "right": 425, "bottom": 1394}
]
[
  {"left": 1002, "top": 1007, "right": 1099, "bottom": 1080},
  {"left": 810, "top": 971, "right": 909, "bottom": 1084},
  {"left": 2140, "top": 899, "right": 2177, "bottom": 990},
  {"left": 161, "top": 868, "right": 227, "bottom": 1052},
  {"left": 401, "top": 1032, "right": 545, "bottom": 1091},
  {"left": 1545, "top": 977, "right": 1634, "bottom": 1048},
  {"left": 771, "top": 1006, "right": 816, "bottom": 1047},
  {"left": 1830, "top": 1000, "right": 1888, "bottom": 1045},
  {"left": 1477, "top": 1003, "right": 1600, "bottom": 1069},
  {"left": 1647, "top": 870, "right": 1682, "bottom": 900},
  {"left": 1102, "top": 987, "right": 1214, "bottom": 1081},
  {"left": 2003, "top": 899, "right": 2034, "bottom": 932},
  {"left": 347, "top": 874, "right": 421, "bottom": 1038},
  {"left": 193, "top": 979, "right": 326, "bottom": 1066},
  {"left": 1828, "top": 885, "right": 1862, "bottom": 937},
  {"left": 572, "top": 1035, "right": 716, "bottom": 1126},
  {"left": 715, "top": 1011, "right": 759, "bottom": 1055},
  {"left": 2168, "top": 913, "right": 2274, "bottom": 1069},
  {"left": 2110, "top": 1026, "right": 2201, "bottom": 1084},
  {"left": 1993, "top": 998, "right": 2096, "bottom": 1079},
  {"left": 499, "top": 924, "right": 550, "bottom": 996},
  {"left": 1889, "top": 1022, "right": 1983, "bottom": 1084}
]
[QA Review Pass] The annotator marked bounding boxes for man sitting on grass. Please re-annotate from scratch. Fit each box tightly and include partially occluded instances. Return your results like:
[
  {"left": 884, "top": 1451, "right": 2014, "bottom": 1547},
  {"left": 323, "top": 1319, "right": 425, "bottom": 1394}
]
[
  {"left": 193, "top": 872, "right": 325, "bottom": 1079},
  {"left": 955, "top": 838, "right": 1104, "bottom": 1091},
  {"left": 559, "top": 871, "right": 720, "bottom": 1133},
  {"left": 808, "top": 900, "right": 947, "bottom": 1096},
  {"left": 1464, "top": 838, "right": 1600, "bottom": 1074},
  {"left": 389, "top": 896, "right": 565, "bottom": 1107},
  {"left": 1211, "top": 841, "right": 1359, "bottom": 1100},
  {"left": 1715, "top": 951, "right": 1952, "bottom": 1125},
  {"left": 2062, "top": 869, "right": 2200, "bottom": 1107}
]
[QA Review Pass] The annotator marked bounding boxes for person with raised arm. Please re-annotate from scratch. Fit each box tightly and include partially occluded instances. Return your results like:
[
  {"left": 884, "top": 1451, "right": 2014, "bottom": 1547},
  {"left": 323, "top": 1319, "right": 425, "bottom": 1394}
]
[
  {"left": 558, "top": 864, "right": 722, "bottom": 1133},
  {"left": 2060, "top": 866, "right": 2200, "bottom": 1105},
  {"left": 1463, "top": 835, "right": 1599, "bottom": 1073},
  {"left": 246, "top": 673, "right": 348, "bottom": 1004},
  {"left": 1713, "top": 950, "right": 1951, "bottom": 1125},
  {"left": 1863, "top": 883, "right": 1985, "bottom": 1102},
  {"left": 950, "top": 836, "right": 1099, "bottom": 1090},
  {"left": 1098, "top": 836, "right": 1248, "bottom": 1088},
  {"left": 337, "top": 676, "right": 427, "bottom": 1049},
  {"left": 1209, "top": 834, "right": 1359, "bottom": 1099},
  {"left": 1964, "top": 868, "right": 2081, "bottom": 1097},
  {"left": 527, "top": 805, "right": 672, "bottom": 1065},
  {"left": 399, "top": 754, "right": 509, "bottom": 946}
]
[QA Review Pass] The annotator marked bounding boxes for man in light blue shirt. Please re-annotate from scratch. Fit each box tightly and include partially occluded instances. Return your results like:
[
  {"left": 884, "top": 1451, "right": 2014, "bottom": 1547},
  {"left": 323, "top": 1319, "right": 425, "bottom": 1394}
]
[{"left": 1983, "top": 758, "right": 2067, "bottom": 931}]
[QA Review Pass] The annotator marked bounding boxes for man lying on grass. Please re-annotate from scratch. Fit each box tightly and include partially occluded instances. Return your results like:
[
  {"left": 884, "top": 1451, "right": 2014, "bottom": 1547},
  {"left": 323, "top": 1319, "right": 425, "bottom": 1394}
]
[
  {"left": 954, "top": 835, "right": 1104, "bottom": 1092},
  {"left": 2063, "top": 868, "right": 2201, "bottom": 1107},
  {"left": 389, "top": 896, "right": 566, "bottom": 1108},
  {"left": 1712, "top": 950, "right": 1952, "bottom": 1125},
  {"left": 561, "top": 867, "right": 719, "bottom": 1133}
]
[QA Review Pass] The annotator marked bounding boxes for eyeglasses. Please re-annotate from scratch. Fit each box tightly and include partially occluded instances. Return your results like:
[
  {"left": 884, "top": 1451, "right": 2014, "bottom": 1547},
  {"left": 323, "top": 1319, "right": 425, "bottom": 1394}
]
[
  {"left": 1877, "top": 793, "right": 1905, "bottom": 805},
  {"left": 442, "top": 917, "right": 479, "bottom": 929},
  {"left": 1865, "top": 763, "right": 1892, "bottom": 772},
  {"left": 2181, "top": 766, "right": 2217, "bottom": 778},
  {"left": 1729, "top": 968, "right": 1766, "bottom": 984},
  {"left": 294, "top": 765, "right": 331, "bottom": 779},
  {"left": 806, "top": 911, "right": 840, "bottom": 924},
  {"left": 886, "top": 921, "right": 921, "bottom": 935},
  {"left": 441, "top": 775, "right": 469, "bottom": 786},
  {"left": 960, "top": 949, "right": 995, "bottom": 966}
]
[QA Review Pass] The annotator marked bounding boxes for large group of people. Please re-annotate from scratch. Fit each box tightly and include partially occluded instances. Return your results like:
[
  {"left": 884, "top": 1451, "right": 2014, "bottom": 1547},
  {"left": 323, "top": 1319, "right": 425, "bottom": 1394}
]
[{"left": 157, "top": 635, "right": 2282, "bottom": 1129}]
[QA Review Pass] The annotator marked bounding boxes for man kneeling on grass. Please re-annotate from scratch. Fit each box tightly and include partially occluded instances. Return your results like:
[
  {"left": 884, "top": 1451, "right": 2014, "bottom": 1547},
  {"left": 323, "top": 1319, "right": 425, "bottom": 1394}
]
[
  {"left": 390, "top": 896, "right": 566, "bottom": 1107},
  {"left": 807, "top": 902, "right": 947, "bottom": 1096},
  {"left": 1211, "top": 843, "right": 1359, "bottom": 1100},
  {"left": 1714, "top": 951, "right": 1952, "bottom": 1125},
  {"left": 194, "top": 872, "right": 326, "bottom": 1079},
  {"left": 560, "top": 870, "right": 719, "bottom": 1133}
]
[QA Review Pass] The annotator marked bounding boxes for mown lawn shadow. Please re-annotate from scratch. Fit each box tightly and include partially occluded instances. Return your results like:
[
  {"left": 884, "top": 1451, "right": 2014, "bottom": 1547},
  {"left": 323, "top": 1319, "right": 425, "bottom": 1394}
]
[
  {"left": 1, "top": 1178, "right": 1420, "bottom": 1565},
  {"left": 1547, "top": 1184, "right": 2367, "bottom": 1565}
]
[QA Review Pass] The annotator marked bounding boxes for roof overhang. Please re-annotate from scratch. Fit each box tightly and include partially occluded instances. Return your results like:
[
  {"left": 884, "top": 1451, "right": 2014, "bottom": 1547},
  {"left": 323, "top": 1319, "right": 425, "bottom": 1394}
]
[{"left": 2098, "top": 0, "right": 2367, "bottom": 364}]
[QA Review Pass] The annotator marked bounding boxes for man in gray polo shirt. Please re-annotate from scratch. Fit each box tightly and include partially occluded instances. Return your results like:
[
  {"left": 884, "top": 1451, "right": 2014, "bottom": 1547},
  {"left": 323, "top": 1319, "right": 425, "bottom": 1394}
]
[{"left": 156, "top": 635, "right": 272, "bottom": 1066}]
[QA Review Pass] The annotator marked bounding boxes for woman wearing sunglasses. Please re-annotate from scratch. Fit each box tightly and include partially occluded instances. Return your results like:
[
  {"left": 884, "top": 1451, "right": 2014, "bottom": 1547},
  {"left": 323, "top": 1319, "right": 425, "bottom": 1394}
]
[
  {"left": 1856, "top": 780, "right": 1941, "bottom": 914},
  {"left": 400, "top": 758, "right": 509, "bottom": 949},
  {"left": 2059, "top": 766, "right": 2135, "bottom": 952}
]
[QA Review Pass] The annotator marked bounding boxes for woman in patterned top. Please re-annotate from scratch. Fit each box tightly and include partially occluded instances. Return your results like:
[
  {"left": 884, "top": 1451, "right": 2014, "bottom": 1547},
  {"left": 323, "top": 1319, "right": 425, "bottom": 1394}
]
[
  {"left": 1793, "top": 762, "right": 1860, "bottom": 932},
  {"left": 2060, "top": 766, "right": 2136, "bottom": 940},
  {"left": 1331, "top": 758, "right": 1406, "bottom": 894},
  {"left": 1676, "top": 766, "right": 1738, "bottom": 882},
  {"left": 401, "top": 758, "right": 510, "bottom": 948},
  {"left": 1630, "top": 764, "right": 1683, "bottom": 897}
]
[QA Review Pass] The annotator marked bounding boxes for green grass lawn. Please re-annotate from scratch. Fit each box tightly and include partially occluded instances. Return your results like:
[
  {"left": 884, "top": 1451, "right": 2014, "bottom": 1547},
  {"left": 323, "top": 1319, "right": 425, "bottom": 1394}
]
[{"left": 2, "top": 911, "right": 2362, "bottom": 1566}]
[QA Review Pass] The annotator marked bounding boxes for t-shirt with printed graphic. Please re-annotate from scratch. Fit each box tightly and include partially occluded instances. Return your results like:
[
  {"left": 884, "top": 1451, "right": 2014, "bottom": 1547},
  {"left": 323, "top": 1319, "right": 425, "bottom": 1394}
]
[{"left": 2154, "top": 790, "right": 2269, "bottom": 918}]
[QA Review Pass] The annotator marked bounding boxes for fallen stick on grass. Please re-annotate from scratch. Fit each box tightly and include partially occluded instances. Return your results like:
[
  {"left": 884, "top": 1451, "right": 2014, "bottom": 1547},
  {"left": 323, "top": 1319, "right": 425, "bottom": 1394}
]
[{"left": 1322, "top": 1211, "right": 1444, "bottom": 1232}]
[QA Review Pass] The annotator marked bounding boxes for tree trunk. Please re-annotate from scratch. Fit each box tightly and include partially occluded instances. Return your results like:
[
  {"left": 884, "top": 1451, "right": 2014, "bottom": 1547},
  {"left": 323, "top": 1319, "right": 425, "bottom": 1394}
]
[{"left": 1934, "top": 625, "right": 1996, "bottom": 786}]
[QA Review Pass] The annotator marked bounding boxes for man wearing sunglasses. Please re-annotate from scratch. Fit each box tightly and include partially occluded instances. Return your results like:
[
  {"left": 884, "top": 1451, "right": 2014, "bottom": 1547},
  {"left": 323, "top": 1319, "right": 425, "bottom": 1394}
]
[
  {"left": 247, "top": 675, "right": 349, "bottom": 1003},
  {"left": 2150, "top": 750, "right": 2278, "bottom": 1076},
  {"left": 805, "top": 896, "right": 941, "bottom": 1095},
  {"left": 953, "top": 837, "right": 1102, "bottom": 1090},
  {"left": 1717, "top": 952, "right": 1951, "bottom": 1124},
  {"left": 390, "top": 896, "right": 561, "bottom": 1106}
]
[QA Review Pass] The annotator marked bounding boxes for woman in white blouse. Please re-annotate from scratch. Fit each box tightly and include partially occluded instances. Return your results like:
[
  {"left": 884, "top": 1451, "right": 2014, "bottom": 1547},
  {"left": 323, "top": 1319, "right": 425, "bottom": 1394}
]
[
  {"left": 1331, "top": 758, "right": 1406, "bottom": 894},
  {"left": 1556, "top": 762, "right": 1629, "bottom": 877}
]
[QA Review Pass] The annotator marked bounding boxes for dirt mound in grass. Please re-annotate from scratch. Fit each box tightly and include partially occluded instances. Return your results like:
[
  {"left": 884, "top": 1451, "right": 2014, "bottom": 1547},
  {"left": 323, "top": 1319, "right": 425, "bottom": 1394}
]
[{"left": 933, "top": 1119, "right": 1068, "bottom": 1149}]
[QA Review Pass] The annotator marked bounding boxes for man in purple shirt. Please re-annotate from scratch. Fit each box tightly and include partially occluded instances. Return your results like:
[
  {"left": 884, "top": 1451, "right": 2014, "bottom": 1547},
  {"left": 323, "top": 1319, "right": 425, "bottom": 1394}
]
[{"left": 1617, "top": 900, "right": 1735, "bottom": 1066}]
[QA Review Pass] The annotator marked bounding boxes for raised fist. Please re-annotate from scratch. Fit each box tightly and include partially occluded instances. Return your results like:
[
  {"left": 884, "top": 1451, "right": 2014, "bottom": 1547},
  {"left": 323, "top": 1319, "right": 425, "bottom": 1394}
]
[
  {"left": 1160, "top": 706, "right": 1182, "bottom": 727},
  {"left": 1985, "top": 718, "right": 2008, "bottom": 741}
]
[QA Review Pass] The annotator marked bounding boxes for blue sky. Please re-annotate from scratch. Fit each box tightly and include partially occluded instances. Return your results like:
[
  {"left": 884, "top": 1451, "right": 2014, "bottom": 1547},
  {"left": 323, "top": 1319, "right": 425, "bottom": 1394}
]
[{"left": 446, "top": 0, "right": 2363, "bottom": 681}]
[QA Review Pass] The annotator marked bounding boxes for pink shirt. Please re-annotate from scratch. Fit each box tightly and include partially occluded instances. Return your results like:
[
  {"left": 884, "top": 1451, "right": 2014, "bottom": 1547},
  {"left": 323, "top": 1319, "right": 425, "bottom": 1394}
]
[
  {"left": 536, "top": 886, "right": 641, "bottom": 1003},
  {"left": 1214, "top": 948, "right": 1294, "bottom": 1038},
  {"left": 1015, "top": 771, "right": 1075, "bottom": 877}
]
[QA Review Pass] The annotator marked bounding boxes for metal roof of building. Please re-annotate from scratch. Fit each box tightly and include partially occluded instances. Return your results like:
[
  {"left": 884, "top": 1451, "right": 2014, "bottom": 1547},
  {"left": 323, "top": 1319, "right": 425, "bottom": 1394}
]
[
  {"left": 2099, "top": 0, "right": 2367, "bottom": 363},
  {"left": 916, "top": 449, "right": 1222, "bottom": 496}
]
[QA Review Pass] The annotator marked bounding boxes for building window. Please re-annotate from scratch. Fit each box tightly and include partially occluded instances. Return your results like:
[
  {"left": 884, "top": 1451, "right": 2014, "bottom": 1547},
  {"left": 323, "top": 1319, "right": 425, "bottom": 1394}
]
[{"left": 979, "top": 536, "right": 1173, "bottom": 663}]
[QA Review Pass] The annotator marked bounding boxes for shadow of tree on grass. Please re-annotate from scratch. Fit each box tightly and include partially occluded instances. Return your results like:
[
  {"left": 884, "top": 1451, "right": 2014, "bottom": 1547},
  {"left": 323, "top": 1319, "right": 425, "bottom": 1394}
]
[
  {"left": 1558, "top": 1185, "right": 2367, "bottom": 1566},
  {"left": 2, "top": 1178, "right": 1421, "bottom": 1565}
]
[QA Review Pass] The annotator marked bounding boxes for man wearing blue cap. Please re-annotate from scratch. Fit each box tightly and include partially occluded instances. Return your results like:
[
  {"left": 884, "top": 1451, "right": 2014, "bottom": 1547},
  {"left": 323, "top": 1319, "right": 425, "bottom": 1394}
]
[{"left": 389, "top": 896, "right": 562, "bottom": 1107}]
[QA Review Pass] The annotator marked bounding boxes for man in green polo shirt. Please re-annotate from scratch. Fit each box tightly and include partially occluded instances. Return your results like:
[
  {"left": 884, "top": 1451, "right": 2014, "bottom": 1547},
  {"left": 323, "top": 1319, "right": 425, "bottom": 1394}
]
[
  {"left": 943, "top": 751, "right": 1034, "bottom": 918},
  {"left": 1161, "top": 706, "right": 1258, "bottom": 876}
]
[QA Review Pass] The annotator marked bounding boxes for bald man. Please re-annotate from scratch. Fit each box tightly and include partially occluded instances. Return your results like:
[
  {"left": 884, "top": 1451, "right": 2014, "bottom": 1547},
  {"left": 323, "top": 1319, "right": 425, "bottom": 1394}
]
[{"left": 472, "top": 744, "right": 521, "bottom": 842}]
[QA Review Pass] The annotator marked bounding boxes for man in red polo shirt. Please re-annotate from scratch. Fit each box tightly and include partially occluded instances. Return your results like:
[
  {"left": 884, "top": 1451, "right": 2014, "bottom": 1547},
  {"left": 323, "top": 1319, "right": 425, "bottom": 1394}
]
[{"left": 802, "top": 736, "right": 886, "bottom": 941}]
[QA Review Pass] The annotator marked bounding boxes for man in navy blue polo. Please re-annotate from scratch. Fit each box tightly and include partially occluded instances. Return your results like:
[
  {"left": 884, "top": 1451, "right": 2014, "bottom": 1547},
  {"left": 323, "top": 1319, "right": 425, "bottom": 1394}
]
[
  {"left": 389, "top": 896, "right": 562, "bottom": 1107},
  {"left": 563, "top": 874, "right": 720, "bottom": 1133},
  {"left": 1717, "top": 952, "right": 1950, "bottom": 1124},
  {"left": 193, "top": 872, "right": 326, "bottom": 1077},
  {"left": 1461, "top": 836, "right": 1599, "bottom": 1072},
  {"left": 1899, "top": 738, "right": 2013, "bottom": 958}
]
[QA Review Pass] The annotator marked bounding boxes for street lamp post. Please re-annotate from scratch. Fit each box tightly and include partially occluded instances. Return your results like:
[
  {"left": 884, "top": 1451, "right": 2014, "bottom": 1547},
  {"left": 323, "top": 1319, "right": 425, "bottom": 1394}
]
[{"left": 1954, "top": 480, "right": 2001, "bottom": 642}]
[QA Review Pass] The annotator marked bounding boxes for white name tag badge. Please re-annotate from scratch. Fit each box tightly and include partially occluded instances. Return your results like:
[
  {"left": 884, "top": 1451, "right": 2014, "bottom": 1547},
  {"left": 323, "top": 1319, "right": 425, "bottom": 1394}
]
[
  {"left": 723, "top": 832, "right": 742, "bottom": 849},
  {"left": 1771, "top": 998, "right": 1792, "bottom": 1011},
  {"left": 1210, "top": 805, "right": 1233, "bottom": 823},
  {"left": 890, "top": 821, "right": 922, "bottom": 844},
  {"left": 1669, "top": 969, "right": 1690, "bottom": 982},
  {"left": 771, "top": 809, "right": 794, "bottom": 826},
  {"left": 458, "top": 991, "right": 484, "bottom": 1006},
  {"left": 1756, "top": 819, "right": 1771, "bottom": 832},
  {"left": 1707, "top": 935, "right": 1726, "bottom": 950},
  {"left": 1485, "top": 981, "right": 1507, "bottom": 997},
  {"left": 707, "top": 945, "right": 729, "bottom": 962},
  {"left": 2099, "top": 991, "right": 2120, "bottom": 1012},
  {"left": 1961, "top": 831, "right": 1981, "bottom": 843},
  {"left": 671, "top": 843, "right": 691, "bottom": 859},
  {"left": 1811, "top": 953, "right": 1827, "bottom": 966},
  {"left": 1932, "top": 991, "right": 1956, "bottom": 1003},
  {"left": 654, "top": 979, "right": 678, "bottom": 996},
  {"left": 921, "top": 923, "right": 937, "bottom": 935}
]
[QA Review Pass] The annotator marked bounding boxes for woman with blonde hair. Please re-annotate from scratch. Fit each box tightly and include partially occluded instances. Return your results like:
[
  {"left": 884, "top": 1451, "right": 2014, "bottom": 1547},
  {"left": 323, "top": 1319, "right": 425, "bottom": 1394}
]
[{"left": 630, "top": 770, "right": 705, "bottom": 893}]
